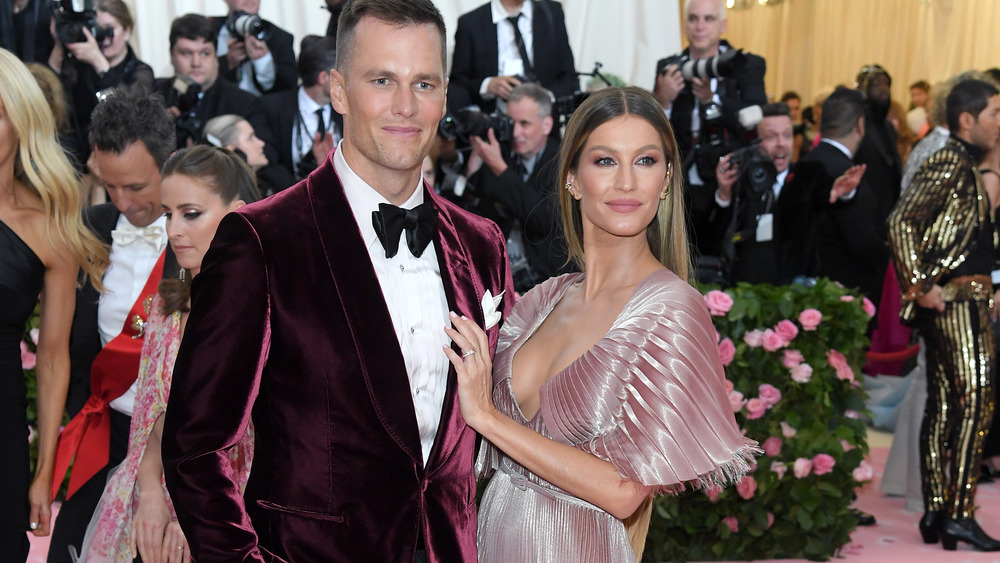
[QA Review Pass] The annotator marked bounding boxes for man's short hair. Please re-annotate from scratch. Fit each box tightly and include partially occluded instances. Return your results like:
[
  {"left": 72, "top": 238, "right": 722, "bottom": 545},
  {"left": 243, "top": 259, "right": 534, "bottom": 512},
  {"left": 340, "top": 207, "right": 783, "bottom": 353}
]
[
  {"left": 299, "top": 35, "right": 338, "bottom": 87},
  {"left": 169, "top": 13, "right": 217, "bottom": 51},
  {"left": 946, "top": 79, "right": 1000, "bottom": 132},
  {"left": 820, "top": 87, "right": 865, "bottom": 139},
  {"left": 761, "top": 102, "right": 791, "bottom": 120},
  {"left": 507, "top": 83, "right": 554, "bottom": 119},
  {"left": 780, "top": 91, "right": 800, "bottom": 104},
  {"left": 910, "top": 80, "right": 930, "bottom": 93},
  {"left": 90, "top": 85, "right": 176, "bottom": 168},
  {"left": 684, "top": 0, "right": 726, "bottom": 21},
  {"left": 335, "top": 0, "right": 446, "bottom": 76}
]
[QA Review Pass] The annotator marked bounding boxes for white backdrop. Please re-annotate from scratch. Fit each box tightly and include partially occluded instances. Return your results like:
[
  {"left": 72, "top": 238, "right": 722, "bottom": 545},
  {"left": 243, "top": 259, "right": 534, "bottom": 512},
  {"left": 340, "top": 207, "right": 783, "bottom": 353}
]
[{"left": 124, "top": 1, "right": 680, "bottom": 92}]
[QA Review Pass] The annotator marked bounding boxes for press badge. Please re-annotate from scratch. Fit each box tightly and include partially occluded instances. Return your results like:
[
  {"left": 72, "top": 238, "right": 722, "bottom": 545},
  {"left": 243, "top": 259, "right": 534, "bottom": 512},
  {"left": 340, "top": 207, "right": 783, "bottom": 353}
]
[{"left": 756, "top": 213, "right": 774, "bottom": 242}]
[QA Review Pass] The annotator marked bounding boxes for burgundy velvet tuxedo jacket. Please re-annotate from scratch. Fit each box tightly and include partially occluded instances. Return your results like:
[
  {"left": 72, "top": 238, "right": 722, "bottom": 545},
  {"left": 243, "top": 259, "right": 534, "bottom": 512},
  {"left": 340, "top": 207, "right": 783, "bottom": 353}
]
[{"left": 161, "top": 150, "right": 515, "bottom": 562}]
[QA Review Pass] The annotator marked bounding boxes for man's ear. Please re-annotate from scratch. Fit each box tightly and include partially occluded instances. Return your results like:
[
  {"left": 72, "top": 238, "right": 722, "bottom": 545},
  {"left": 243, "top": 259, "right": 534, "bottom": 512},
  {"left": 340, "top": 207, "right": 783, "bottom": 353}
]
[
  {"left": 330, "top": 69, "right": 348, "bottom": 115},
  {"left": 958, "top": 111, "right": 976, "bottom": 134},
  {"left": 542, "top": 115, "right": 554, "bottom": 137}
]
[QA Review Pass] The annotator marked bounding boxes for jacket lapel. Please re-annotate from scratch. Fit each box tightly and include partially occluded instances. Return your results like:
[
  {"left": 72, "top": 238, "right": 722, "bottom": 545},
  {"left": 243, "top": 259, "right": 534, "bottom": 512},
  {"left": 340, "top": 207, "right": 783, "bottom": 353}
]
[{"left": 307, "top": 157, "right": 423, "bottom": 464}]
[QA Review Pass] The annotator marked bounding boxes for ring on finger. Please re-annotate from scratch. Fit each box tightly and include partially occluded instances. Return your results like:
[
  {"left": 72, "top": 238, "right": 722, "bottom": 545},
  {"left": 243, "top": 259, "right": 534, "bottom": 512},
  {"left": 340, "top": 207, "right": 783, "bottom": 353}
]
[{"left": 462, "top": 349, "right": 477, "bottom": 358}]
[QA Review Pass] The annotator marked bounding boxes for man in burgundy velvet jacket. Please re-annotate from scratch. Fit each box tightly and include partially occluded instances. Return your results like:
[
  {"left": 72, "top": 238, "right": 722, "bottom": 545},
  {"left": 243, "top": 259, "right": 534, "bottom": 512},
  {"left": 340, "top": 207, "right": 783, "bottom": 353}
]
[{"left": 160, "top": 1, "right": 515, "bottom": 561}]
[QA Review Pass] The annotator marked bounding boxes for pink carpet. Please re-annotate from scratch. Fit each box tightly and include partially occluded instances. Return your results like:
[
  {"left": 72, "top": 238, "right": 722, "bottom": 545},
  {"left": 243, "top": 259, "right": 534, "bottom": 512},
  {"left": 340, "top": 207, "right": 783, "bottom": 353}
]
[{"left": 27, "top": 447, "right": 1000, "bottom": 562}]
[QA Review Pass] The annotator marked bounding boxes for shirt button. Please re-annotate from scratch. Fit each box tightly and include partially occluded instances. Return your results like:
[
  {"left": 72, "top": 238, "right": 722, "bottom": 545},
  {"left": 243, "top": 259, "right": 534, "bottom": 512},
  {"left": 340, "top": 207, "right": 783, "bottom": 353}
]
[
  {"left": 410, "top": 327, "right": 415, "bottom": 334},
  {"left": 400, "top": 264, "right": 405, "bottom": 272}
]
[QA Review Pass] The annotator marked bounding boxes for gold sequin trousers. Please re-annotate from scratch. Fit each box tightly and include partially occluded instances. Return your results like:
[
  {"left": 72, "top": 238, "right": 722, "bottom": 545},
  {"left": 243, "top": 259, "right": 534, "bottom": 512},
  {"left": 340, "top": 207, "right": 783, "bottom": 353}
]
[{"left": 918, "top": 298, "right": 996, "bottom": 518}]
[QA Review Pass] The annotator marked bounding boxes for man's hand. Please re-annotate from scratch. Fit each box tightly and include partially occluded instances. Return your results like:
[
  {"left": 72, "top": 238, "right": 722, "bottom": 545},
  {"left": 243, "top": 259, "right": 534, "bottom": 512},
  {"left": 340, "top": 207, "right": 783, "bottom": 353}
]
[
  {"left": 653, "top": 65, "right": 684, "bottom": 108},
  {"left": 312, "top": 131, "right": 335, "bottom": 165},
  {"left": 244, "top": 34, "right": 270, "bottom": 61},
  {"left": 829, "top": 163, "right": 866, "bottom": 203},
  {"left": 469, "top": 129, "right": 508, "bottom": 177},
  {"left": 690, "top": 77, "right": 714, "bottom": 105},
  {"left": 65, "top": 28, "right": 110, "bottom": 74},
  {"left": 916, "top": 284, "right": 946, "bottom": 313},
  {"left": 486, "top": 76, "right": 522, "bottom": 100},
  {"left": 715, "top": 154, "right": 738, "bottom": 202},
  {"left": 226, "top": 37, "right": 248, "bottom": 69}
]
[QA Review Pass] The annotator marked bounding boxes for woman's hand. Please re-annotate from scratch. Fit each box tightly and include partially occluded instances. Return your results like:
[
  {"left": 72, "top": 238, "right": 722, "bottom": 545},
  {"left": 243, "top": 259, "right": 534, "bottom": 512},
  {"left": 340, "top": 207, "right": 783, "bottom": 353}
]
[
  {"left": 160, "top": 521, "right": 190, "bottom": 563},
  {"left": 443, "top": 312, "right": 495, "bottom": 431},
  {"left": 64, "top": 28, "right": 109, "bottom": 74},
  {"left": 27, "top": 474, "right": 52, "bottom": 536},
  {"left": 131, "top": 489, "right": 171, "bottom": 563}
]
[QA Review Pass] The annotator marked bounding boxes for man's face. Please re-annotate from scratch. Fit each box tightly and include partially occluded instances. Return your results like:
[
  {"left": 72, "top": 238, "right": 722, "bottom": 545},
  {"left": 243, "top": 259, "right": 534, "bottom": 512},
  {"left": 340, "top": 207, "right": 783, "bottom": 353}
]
[
  {"left": 508, "top": 97, "right": 552, "bottom": 160},
  {"left": 968, "top": 95, "right": 1000, "bottom": 151},
  {"left": 685, "top": 0, "right": 726, "bottom": 58},
  {"left": 910, "top": 87, "right": 929, "bottom": 109},
  {"left": 95, "top": 141, "right": 163, "bottom": 228},
  {"left": 330, "top": 17, "right": 446, "bottom": 190},
  {"left": 224, "top": 0, "right": 259, "bottom": 14},
  {"left": 866, "top": 74, "right": 891, "bottom": 105},
  {"left": 171, "top": 37, "right": 219, "bottom": 89},
  {"left": 757, "top": 115, "right": 794, "bottom": 174}
]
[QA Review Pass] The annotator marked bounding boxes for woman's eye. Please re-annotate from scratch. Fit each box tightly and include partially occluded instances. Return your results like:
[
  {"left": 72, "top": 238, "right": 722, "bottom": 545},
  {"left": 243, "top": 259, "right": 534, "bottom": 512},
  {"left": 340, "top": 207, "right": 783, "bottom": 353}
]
[
  {"left": 636, "top": 156, "right": 658, "bottom": 166},
  {"left": 183, "top": 211, "right": 202, "bottom": 220},
  {"left": 594, "top": 156, "right": 615, "bottom": 166}
]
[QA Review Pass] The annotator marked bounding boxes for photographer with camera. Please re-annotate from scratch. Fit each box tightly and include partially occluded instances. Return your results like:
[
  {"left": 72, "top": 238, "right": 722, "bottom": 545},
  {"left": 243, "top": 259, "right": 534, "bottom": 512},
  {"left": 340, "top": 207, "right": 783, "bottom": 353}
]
[
  {"left": 462, "top": 83, "right": 570, "bottom": 293},
  {"left": 653, "top": 0, "right": 766, "bottom": 186},
  {"left": 210, "top": 0, "right": 295, "bottom": 96},
  {"left": 154, "top": 14, "right": 270, "bottom": 151},
  {"left": 693, "top": 102, "right": 864, "bottom": 286},
  {"left": 47, "top": 0, "right": 152, "bottom": 165}
]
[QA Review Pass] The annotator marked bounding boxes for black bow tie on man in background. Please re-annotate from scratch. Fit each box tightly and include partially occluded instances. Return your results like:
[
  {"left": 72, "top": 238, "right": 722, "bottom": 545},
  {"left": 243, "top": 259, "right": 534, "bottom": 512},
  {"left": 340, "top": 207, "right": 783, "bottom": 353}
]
[{"left": 372, "top": 202, "right": 438, "bottom": 259}]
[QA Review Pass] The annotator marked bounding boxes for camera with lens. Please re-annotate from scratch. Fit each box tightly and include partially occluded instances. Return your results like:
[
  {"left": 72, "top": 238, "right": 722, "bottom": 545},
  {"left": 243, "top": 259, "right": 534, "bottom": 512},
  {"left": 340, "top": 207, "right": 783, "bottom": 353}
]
[
  {"left": 438, "top": 108, "right": 514, "bottom": 147},
  {"left": 226, "top": 10, "right": 272, "bottom": 42},
  {"left": 553, "top": 92, "right": 591, "bottom": 127},
  {"left": 727, "top": 140, "right": 777, "bottom": 197},
  {"left": 50, "top": 0, "right": 114, "bottom": 45},
  {"left": 164, "top": 75, "right": 203, "bottom": 147},
  {"left": 657, "top": 49, "right": 748, "bottom": 83}
]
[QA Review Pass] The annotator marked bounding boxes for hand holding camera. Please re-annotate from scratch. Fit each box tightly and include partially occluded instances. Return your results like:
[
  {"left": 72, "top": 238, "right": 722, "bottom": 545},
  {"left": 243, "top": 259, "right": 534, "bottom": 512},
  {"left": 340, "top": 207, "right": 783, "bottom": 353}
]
[
  {"left": 469, "top": 129, "right": 508, "bottom": 177},
  {"left": 653, "top": 64, "right": 684, "bottom": 108},
  {"left": 715, "top": 154, "right": 739, "bottom": 202},
  {"left": 486, "top": 75, "right": 522, "bottom": 100}
]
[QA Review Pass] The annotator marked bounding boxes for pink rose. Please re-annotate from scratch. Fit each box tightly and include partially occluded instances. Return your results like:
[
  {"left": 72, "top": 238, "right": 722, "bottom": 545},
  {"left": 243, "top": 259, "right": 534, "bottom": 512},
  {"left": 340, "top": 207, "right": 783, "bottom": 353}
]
[
  {"left": 862, "top": 297, "right": 876, "bottom": 317},
  {"left": 812, "top": 453, "right": 836, "bottom": 475},
  {"left": 729, "top": 390, "right": 746, "bottom": 412},
  {"left": 29, "top": 327, "right": 39, "bottom": 345},
  {"left": 27, "top": 425, "right": 36, "bottom": 445},
  {"left": 793, "top": 457, "right": 813, "bottom": 478},
  {"left": 743, "top": 329, "right": 764, "bottom": 348},
  {"left": 745, "top": 398, "right": 767, "bottom": 419},
  {"left": 704, "top": 483, "right": 722, "bottom": 502},
  {"left": 791, "top": 363, "right": 813, "bottom": 383},
  {"left": 718, "top": 338, "right": 736, "bottom": 366},
  {"left": 774, "top": 319, "right": 799, "bottom": 345},
  {"left": 836, "top": 364, "right": 855, "bottom": 382},
  {"left": 762, "top": 436, "right": 783, "bottom": 456},
  {"left": 853, "top": 460, "right": 874, "bottom": 482},
  {"left": 844, "top": 410, "right": 860, "bottom": 419},
  {"left": 767, "top": 512, "right": 775, "bottom": 529},
  {"left": 841, "top": 439, "right": 855, "bottom": 452},
  {"left": 722, "top": 516, "right": 739, "bottom": 533},
  {"left": 780, "top": 421, "right": 797, "bottom": 438},
  {"left": 758, "top": 384, "right": 782, "bottom": 408},
  {"left": 736, "top": 475, "right": 757, "bottom": 500},
  {"left": 826, "top": 349, "right": 848, "bottom": 369},
  {"left": 771, "top": 460, "right": 788, "bottom": 479},
  {"left": 798, "top": 308, "right": 823, "bottom": 330},
  {"left": 20, "top": 341, "right": 35, "bottom": 370},
  {"left": 839, "top": 295, "right": 855, "bottom": 302},
  {"left": 762, "top": 329, "right": 784, "bottom": 352},
  {"left": 782, "top": 349, "right": 804, "bottom": 369},
  {"left": 705, "top": 290, "right": 734, "bottom": 316},
  {"left": 724, "top": 379, "right": 734, "bottom": 394}
]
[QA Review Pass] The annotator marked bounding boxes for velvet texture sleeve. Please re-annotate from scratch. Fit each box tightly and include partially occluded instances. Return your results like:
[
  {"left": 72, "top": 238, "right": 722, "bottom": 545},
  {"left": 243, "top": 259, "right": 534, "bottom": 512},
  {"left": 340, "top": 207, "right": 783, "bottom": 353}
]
[
  {"left": 161, "top": 212, "right": 268, "bottom": 562},
  {"left": 542, "top": 270, "right": 760, "bottom": 492}
]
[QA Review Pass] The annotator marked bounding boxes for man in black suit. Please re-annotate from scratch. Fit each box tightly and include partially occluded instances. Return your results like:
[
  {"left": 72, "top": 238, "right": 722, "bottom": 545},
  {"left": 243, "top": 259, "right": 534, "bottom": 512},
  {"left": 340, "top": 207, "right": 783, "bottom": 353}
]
[
  {"left": 48, "top": 86, "right": 178, "bottom": 563},
  {"left": 653, "top": 0, "right": 766, "bottom": 184},
  {"left": 154, "top": 14, "right": 270, "bottom": 150},
  {"left": 448, "top": 0, "right": 577, "bottom": 115},
  {"left": 259, "top": 35, "right": 342, "bottom": 192},
  {"left": 210, "top": 0, "right": 296, "bottom": 96},
  {"left": 462, "top": 83, "right": 569, "bottom": 292},
  {"left": 854, "top": 64, "right": 903, "bottom": 227},
  {"left": 804, "top": 87, "right": 891, "bottom": 308}
]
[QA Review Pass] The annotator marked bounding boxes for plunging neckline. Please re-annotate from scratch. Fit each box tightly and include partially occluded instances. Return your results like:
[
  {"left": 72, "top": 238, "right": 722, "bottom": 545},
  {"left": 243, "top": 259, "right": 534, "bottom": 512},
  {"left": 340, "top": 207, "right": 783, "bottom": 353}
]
[{"left": 506, "top": 269, "right": 665, "bottom": 422}]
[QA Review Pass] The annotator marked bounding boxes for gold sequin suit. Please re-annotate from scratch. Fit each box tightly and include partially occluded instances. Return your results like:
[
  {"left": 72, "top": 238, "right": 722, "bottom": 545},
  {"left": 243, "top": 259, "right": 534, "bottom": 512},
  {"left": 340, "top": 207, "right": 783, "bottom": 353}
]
[{"left": 888, "top": 136, "right": 998, "bottom": 519}]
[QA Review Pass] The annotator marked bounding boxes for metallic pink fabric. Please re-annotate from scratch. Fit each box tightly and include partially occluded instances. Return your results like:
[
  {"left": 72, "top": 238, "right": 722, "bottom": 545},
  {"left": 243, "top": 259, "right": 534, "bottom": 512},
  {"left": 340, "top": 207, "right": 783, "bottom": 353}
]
[{"left": 477, "top": 270, "right": 759, "bottom": 561}]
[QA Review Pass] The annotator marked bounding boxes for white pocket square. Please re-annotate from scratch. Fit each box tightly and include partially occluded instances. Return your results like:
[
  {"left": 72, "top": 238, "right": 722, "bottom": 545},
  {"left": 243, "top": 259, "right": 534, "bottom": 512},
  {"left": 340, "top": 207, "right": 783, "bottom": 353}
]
[{"left": 482, "top": 289, "right": 505, "bottom": 330}]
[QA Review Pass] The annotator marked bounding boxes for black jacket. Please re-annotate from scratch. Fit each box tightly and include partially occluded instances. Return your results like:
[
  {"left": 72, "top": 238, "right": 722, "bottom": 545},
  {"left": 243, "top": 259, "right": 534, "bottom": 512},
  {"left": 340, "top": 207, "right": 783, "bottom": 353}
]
[{"left": 210, "top": 15, "right": 297, "bottom": 95}]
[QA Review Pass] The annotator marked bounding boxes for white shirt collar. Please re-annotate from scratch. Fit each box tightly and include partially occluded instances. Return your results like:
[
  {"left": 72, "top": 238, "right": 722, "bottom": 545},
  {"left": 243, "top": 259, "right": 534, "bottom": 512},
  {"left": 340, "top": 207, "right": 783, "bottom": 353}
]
[
  {"left": 821, "top": 138, "right": 854, "bottom": 160},
  {"left": 297, "top": 86, "right": 325, "bottom": 116},
  {"left": 334, "top": 142, "right": 425, "bottom": 253},
  {"left": 491, "top": 0, "right": 533, "bottom": 24}
]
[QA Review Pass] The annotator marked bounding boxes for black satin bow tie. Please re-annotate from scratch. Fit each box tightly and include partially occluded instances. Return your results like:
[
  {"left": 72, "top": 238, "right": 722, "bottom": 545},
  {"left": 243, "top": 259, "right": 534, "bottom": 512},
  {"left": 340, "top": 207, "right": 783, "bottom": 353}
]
[{"left": 372, "top": 202, "right": 438, "bottom": 259}]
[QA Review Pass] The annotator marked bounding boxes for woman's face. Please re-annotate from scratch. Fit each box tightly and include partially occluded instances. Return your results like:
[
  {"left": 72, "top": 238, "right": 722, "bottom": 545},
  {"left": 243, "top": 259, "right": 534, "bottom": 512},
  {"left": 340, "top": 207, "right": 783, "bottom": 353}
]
[
  {"left": 230, "top": 120, "right": 268, "bottom": 171},
  {"left": 162, "top": 174, "right": 244, "bottom": 276},
  {"left": 95, "top": 11, "right": 131, "bottom": 63},
  {"left": 567, "top": 115, "right": 669, "bottom": 244}
]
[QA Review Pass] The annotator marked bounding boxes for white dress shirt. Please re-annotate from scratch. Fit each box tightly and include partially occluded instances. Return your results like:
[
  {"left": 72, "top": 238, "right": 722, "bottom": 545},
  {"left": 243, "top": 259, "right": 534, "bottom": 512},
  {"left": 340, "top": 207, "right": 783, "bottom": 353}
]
[
  {"left": 217, "top": 24, "right": 276, "bottom": 96},
  {"left": 101, "top": 214, "right": 168, "bottom": 415},
  {"left": 479, "top": 0, "right": 534, "bottom": 99},
  {"left": 335, "top": 145, "right": 451, "bottom": 464}
]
